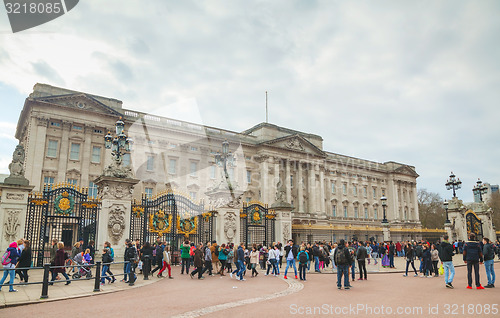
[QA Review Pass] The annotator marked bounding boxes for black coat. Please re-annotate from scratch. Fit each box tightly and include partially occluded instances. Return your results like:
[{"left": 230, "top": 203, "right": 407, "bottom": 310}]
[
  {"left": 438, "top": 241, "right": 454, "bottom": 262},
  {"left": 284, "top": 245, "right": 298, "bottom": 259},
  {"left": 17, "top": 248, "right": 32, "bottom": 268}
]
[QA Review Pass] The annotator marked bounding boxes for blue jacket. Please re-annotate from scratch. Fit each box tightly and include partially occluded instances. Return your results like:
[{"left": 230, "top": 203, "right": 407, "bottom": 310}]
[
  {"left": 4, "top": 247, "right": 20, "bottom": 266},
  {"left": 463, "top": 241, "right": 483, "bottom": 263},
  {"left": 237, "top": 246, "right": 245, "bottom": 262}
]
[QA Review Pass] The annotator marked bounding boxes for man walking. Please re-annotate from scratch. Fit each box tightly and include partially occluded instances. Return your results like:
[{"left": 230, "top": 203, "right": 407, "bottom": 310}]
[
  {"left": 204, "top": 242, "right": 213, "bottom": 276},
  {"left": 388, "top": 242, "right": 396, "bottom": 268},
  {"left": 438, "top": 235, "right": 455, "bottom": 288},
  {"left": 190, "top": 243, "right": 206, "bottom": 280},
  {"left": 482, "top": 237, "right": 496, "bottom": 288},
  {"left": 313, "top": 243, "right": 321, "bottom": 273},
  {"left": 357, "top": 242, "right": 368, "bottom": 280},
  {"left": 463, "top": 233, "right": 484, "bottom": 289},
  {"left": 334, "top": 239, "right": 353, "bottom": 290},
  {"left": 284, "top": 239, "right": 298, "bottom": 279},
  {"left": 236, "top": 243, "right": 246, "bottom": 281}
]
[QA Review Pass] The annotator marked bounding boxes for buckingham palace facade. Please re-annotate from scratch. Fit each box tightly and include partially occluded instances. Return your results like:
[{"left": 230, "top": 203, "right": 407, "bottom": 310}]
[{"left": 13, "top": 83, "right": 422, "bottom": 243}]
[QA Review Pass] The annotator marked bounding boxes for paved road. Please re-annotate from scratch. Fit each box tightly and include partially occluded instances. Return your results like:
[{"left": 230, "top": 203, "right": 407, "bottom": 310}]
[{"left": 2, "top": 261, "right": 499, "bottom": 317}]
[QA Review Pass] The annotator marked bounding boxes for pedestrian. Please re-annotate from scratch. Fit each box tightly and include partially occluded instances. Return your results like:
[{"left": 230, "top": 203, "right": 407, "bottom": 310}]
[
  {"left": 158, "top": 245, "right": 173, "bottom": 279},
  {"left": 438, "top": 235, "right": 455, "bottom": 288},
  {"left": 211, "top": 241, "right": 220, "bottom": 274},
  {"left": 226, "top": 244, "right": 234, "bottom": 273},
  {"left": 356, "top": 242, "right": 368, "bottom": 280},
  {"left": 403, "top": 243, "right": 418, "bottom": 277},
  {"left": 482, "top": 237, "right": 495, "bottom": 288},
  {"left": 86, "top": 240, "right": 95, "bottom": 264},
  {"left": 123, "top": 240, "right": 137, "bottom": 284},
  {"left": 283, "top": 240, "right": 298, "bottom": 279},
  {"left": 305, "top": 243, "right": 313, "bottom": 272},
  {"left": 431, "top": 244, "right": 439, "bottom": 277},
  {"left": 265, "top": 245, "right": 277, "bottom": 276},
  {"left": 250, "top": 247, "right": 259, "bottom": 277},
  {"left": 49, "top": 242, "right": 71, "bottom": 285},
  {"left": 218, "top": 244, "right": 227, "bottom": 276},
  {"left": 381, "top": 244, "right": 390, "bottom": 267},
  {"left": 334, "top": 239, "right": 353, "bottom": 290},
  {"left": 388, "top": 242, "right": 396, "bottom": 268},
  {"left": 421, "top": 244, "right": 432, "bottom": 277},
  {"left": 100, "top": 247, "right": 113, "bottom": 285},
  {"left": 313, "top": 242, "right": 321, "bottom": 273},
  {"left": 0, "top": 241, "right": 21, "bottom": 292},
  {"left": 204, "top": 241, "right": 213, "bottom": 276},
  {"left": 348, "top": 243, "right": 356, "bottom": 281},
  {"left": 234, "top": 243, "right": 246, "bottom": 281},
  {"left": 104, "top": 241, "right": 115, "bottom": 283},
  {"left": 180, "top": 240, "right": 191, "bottom": 274},
  {"left": 140, "top": 242, "right": 154, "bottom": 276},
  {"left": 297, "top": 246, "right": 309, "bottom": 281},
  {"left": 190, "top": 243, "right": 206, "bottom": 280},
  {"left": 463, "top": 233, "right": 484, "bottom": 289},
  {"left": 16, "top": 240, "right": 31, "bottom": 284},
  {"left": 151, "top": 239, "right": 164, "bottom": 276}
]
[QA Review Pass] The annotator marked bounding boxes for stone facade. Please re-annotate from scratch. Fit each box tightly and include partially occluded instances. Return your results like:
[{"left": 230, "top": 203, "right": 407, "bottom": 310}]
[{"left": 14, "top": 83, "right": 422, "bottom": 243}]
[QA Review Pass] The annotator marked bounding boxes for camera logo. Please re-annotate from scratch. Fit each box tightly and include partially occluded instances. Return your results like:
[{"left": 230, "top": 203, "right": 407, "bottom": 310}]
[{"left": 4, "top": 0, "right": 79, "bottom": 33}]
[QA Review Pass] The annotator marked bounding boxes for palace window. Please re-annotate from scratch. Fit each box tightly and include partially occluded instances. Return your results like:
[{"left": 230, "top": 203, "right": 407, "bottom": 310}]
[
  {"left": 332, "top": 205, "right": 337, "bottom": 217},
  {"left": 363, "top": 186, "right": 367, "bottom": 198},
  {"left": 374, "top": 208, "right": 378, "bottom": 219},
  {"left": 210, "top": 165, "right": 216, "bottom": 179},
  {"left": 354, "top": 207, "right": 358, "bottom": 218},
  {"left": 290, "top": 175, "right": 294, "bottom": 188},
  {"left": 343, "top": 206, "right": 347, "bottom": 217},
  {"left": 70, "top": 143, "right": 80, "bottom": 161},
  {"left": 190, "top": 162, "right": 198, "bottom": 177},
  {"left": 147, "top": 155, "right": 155, "bottom": 171},
  {"left": 168, "top": 159, "right": 177, "bottom": 174},
  {"left": 331, "top": 181, "right": 336, "bottom": 194},
  {"left": 364, "top": 207, "right": 368, "bottom": 219},
  {"left": 145, "top": 187, "right": 153, "bottom": 198},
  {"left": 44, "top": 176, "right": 54, "bottom": 185},
  {"left": 91, "top": 146, "right": 101, "bottom": 163},
  {"left": 72, "top": 125, "right": 82, "bottom": 131},
  {"left": 50, "top": 122, "right": 60, "bottom": 127},
  {"left": 67, "top": 178, "right": 78, "bottom": 186},
  {"left": 88, "top": 181, "right": 98, "bottom": 198},
  {"left": 342, "top": 183, "right": 347, "bottom": 195},
  {"left": 247, "top": 170, "right": 252, "bottom": 184},
  {"left": 47, "top": 140, "right": 58, "bottom": 158},
  {"left": 373, "top": 188, "right": 377, "bottom": 199},
  {"left": 353, "top": 185, "right": 357, "bottom": 196}
]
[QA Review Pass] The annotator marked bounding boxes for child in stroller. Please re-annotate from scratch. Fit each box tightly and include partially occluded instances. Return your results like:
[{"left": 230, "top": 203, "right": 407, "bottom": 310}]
[{"left": 72, "top": 251, "right": 93, "bottom": 279}]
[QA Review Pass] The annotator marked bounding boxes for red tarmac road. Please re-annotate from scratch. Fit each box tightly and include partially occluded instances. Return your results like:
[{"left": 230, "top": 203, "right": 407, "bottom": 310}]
[{"left": 3, "top": 263, "right": 499, "bottom": 318}]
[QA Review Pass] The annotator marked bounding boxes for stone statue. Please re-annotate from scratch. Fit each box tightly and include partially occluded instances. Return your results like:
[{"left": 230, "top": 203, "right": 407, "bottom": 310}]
[
  {"left": 224, "top": 212, "right": 237, "bottom": 242},
  {"left": 4, "top": 144, "right": 29, "bottom": 185},
  {"left": 108, "top": 204, "right": 126, "bottom": 244},
  {"left": 275, "top": 179, "right": 286, "bottom": 203},
  {"left": 102, "top": 160, "right": 133, "bottom": 179}
]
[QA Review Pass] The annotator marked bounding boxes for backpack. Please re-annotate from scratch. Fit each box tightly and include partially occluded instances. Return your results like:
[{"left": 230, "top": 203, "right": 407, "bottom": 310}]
[
  {"left": 299, "top": 251, "right": 308, "bottom": 264},
  {"left": 1, "top": 251, "right": 11, "bottom": 265},
  {"left": 334, "top": 248, "right": 347, "bottom": 265},
  {"left": 415, "top": 245, "right": 423, "bottom": 257},
  {"left": 223, "top": 248, "right": 229, "bottom": 255}
]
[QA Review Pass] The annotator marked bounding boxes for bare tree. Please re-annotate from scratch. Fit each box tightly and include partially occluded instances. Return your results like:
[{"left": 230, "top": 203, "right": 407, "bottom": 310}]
[
  {"left": 487, "top": 192, "right": 500, "bottom": 230},
  {"left": 418, "top": 189, "right": 445, "bottom": 229}
]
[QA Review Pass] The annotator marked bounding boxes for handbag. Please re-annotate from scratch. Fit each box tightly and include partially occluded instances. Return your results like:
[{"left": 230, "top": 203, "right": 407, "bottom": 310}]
[{"left": 438, "top": 263, "right": 444, "bottom": 276}]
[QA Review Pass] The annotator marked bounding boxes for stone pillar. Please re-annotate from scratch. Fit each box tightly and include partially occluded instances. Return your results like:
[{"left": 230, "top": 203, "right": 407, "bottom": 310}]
[
  {"left": 382, "top": 223, "right": 391, "bottom": 242},
  {"left": 261, "top": 158, "right": 269, "bottom": 203},
  {"left": 308, "top": 163, "right": 315, "bottom": 213},
  {"left": 30, "top": 118, "right": 48, "bottom": 190},
  {"left": 80, "top": 125, "right": 94, "bottom": 187},
  {"left": 56, "top": 121, "right": 71, "bottom": 183},
  {"left": 0, "top": 184, "right": 34, "bottom": 251},
  {"left": 285, "top": 160, "right": 291, "bottom": 203},
  {"left": 387, "top": 175, "right": 398, "bottom": 221},
  {"left": 94, "top": 176, "right": 139, "bottom": 259},
  {"left": 319, "top": 165, "right": 325, "bottom": 214},
  {"left": 445, "top": 223, "right": 453, "bottom": 242},
  {"left": 298, "top": 162, "right": 303, "bottom": 212},
  {"left": 272, "top": 202, "right": 293, "bottom": 244},
  {"left": 216, "top": 207, "right": 240, "bottom": 245}
]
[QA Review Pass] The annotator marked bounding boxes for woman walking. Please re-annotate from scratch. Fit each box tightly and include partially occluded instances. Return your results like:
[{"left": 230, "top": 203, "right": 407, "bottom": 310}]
[
  {"left": 16, "top": 240, "right": 31, "bottom": 284},
  {"left": 421, "top": 244, "right": 432, "bottom": 278},
  {"left": 0, "top": 242, "right": 21, "bottom": 292},
  {"left": 431, "top": 244, "right": 439, "bottom": 277},
  {"left": 218, "top": 244, "right": 227, "bottom": 276},
  {"left": 50, "top": 242, "right": 71, "bottom": 285},
  {"left": 403, "top": 243, "right": 418, "bottom": 277},
  {"left": 250, "top": 247, "right": 259, "bottom": 277},
  {"left": 158, "top": 245, "right": 174, "bottom": 279},
  {"left": 226, "top": 244, "right": 234, "bottom": 273}
]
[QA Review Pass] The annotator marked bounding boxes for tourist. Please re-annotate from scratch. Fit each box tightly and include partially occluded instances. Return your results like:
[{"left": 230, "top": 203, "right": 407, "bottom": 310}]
[
  {"left": 100, "top": 247, "right": 113, "bottom": 285},
  {"left": 278, "top": 242, "right": 283, "bottom": 268},
  {"left": 16, "top": 240, "right": 31, "bottom": 284},
  {"left": 218, "top": 244, "right": 227, "bottom": 276},
  {"left": 305, "top": 243, "right": 313, "bottom": 272},
  {"left": 403, "top": 243, "right": 418, "bottom": 277},
  {"left": 158, "top": 244, "right": 173, "bottom": 279},
  {"left": 431, "top": 244, "right": 439, "bottom": 277},
  {"left": 334, "top": 239, "right": 352, "bottom": 290},
  {"left": 226, "top": 244, "right": 234, "bottom": 273},
  {"left": 104, "top": 241, "right": 115, "bottom": 283},
  {"left": 421, "top": 244, "right": 432, "bottom": 277},
  {"left": 482, "top": 237, "right": 495, "bottom": 288},
  {"left": 356, "top": 242, "right": 368, "bottom": 280},
  {"left": 211, "top": 241, "right": 220, "bottom": 275},
  {"left": 50, "top": 242, "right": 71, "bottom": 285},
  {"left": 283, "top": 240, "right": 298, "bottom": 279},
  {"left": 0, "top": 241, "right": 21, "bottom": 292},
  {"left": 204, "top": 241, "right": 213, "bottom": 276},
  {"left": 86, "top": 240, "right": 95, "bottom": 264},
  {"left": 250, "top": 247, "right": 259, "bottom": 277},
  {"left": 123, "top": 240, "right": 137, "bottom": 284},
  {"left": 388, "top": 242, "right": 396, "bottom": 268},
  {"left": 396, "top": 241, "right": 402, "bottom": 257},
  {"left": 439, "top": 235, "right": 455, "bottom": 288},
  {"left": 180, "top": 240, "right": 191, "bottom": 275},
  {"left": 151, "top": 240, "right": 164, "bottom": 276},
  {"left": 190, "top": 243, "right": 206, "bottom": 280},
  {"left": 415, "top": 242, "right": 423, "bottom": 272},
  {"left": 235, "top": 243, "right": 246, "bottom": 281},
  {"left": 297, "top": 246, "right": 309, "bottom": 281},
  {"left": 312, "top": 243, "right": 321, "bottom": 273},
  {"left": 140, "top": 242, "right": 154, "bottom": 275},
  {"left": 381, "top": 243, "right": 389, "bottom": 267},
  {"left": 463, "top": 233, "right": 484, "bottom": 289}
]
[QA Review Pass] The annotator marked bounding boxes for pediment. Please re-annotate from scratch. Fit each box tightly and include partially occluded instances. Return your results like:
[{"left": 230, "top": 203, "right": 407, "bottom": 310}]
[
  {"left": 393, "top": 165, "right": 419, "bottom": 177},
  {"left": 33, "top": 93, "right": 122, "bottom": 116},
  {"left": 262, "top": 134, "right": 326, "bottom": 157}
]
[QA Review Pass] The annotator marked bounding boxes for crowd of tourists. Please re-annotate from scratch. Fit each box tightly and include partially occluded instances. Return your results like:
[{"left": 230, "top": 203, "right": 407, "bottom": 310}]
[{"left": 1, "top": 234, "right": 498, "bottom": 292}]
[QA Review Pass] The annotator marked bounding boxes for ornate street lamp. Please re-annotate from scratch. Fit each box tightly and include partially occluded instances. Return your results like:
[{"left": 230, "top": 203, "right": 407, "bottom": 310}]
[
  {"left": 380, "top": 196, "right": 388, "bottom": 224},
  {"left": 104, "top": 117, "right": 133, "bottom": 165},
  {"left": 443, "top": 200, "right": 450, "bottom": 224},
  {"left": 472, "top": 178, "right": 488, "bottom": 202},
  {"left": 445, "top": 172, "right": 462, "bottom": 198},
  {"left": 214, "top": 139, "right": 236, "bottom": 192}
]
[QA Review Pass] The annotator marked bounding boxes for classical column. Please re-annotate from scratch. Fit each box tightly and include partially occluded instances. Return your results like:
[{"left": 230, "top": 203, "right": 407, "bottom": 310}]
[
  {"left": 56, "top": 121, "right": 71, "bottom": 183},
  {"left": 80, "top": 125, "right": 93, "bottom": 187},
  {"left": 285, "top": 159, "right": 291, "bottom": 203},
  {"left": 319, "top": 165, "right": 325, "bottom": 214},
  {"left": 412, "top": 183, "right": 419, "bottom": 221},
  {"left": 272, "top": 157, "right": 280, "bottom": 202},
  {"left": 308, "top": 163, "right": 315, "bottom": 213},
  {"left": 298, "top": 161, "right": 303, "bottom": 212},
  {"left": 387, "top": 175, "right": 398, "bottom": 221},
  {"left": 30, "top": 117, "right": 48, "bottom": 190},
  {"left": 262, "top": 158, "right": 269, "bottom": 203}
]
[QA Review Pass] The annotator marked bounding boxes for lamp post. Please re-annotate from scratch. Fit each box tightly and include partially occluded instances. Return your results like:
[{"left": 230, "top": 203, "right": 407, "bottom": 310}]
[
  {"left": 443, "top": 200, "right": 450, "bottom": 224},
  {"left": 381, "top": 196, "right": 388, "bottom": 224},
  {"left": 104, "top": 117, "right": 133, "bottom": 165},
  {"left": 214, "top": 139, "right": 235, "bottom": 196},
  {"left": 445, "top": 172, "right": 462, "bottom": 198},
  {"left": 472, "top": 178, "right": 488, "bottom": 202}
]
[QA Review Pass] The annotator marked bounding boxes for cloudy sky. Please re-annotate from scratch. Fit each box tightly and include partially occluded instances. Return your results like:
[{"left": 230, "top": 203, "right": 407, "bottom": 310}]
[{"left": 0, "top": 0, "right": 499, "bottom": 202}]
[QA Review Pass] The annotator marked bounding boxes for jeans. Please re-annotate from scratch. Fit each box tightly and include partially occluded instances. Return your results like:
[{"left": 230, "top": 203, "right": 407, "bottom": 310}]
[
  {"left": 350, "top": 262, "right": 355, "bottom": 280},
  {"left": 123, "top": 262, "right": 128, "bottom": 281},
  {"left": 125, "top": 262, "right": 136, "bottom": 283},
  {"left": 405, "top": 260, "right": 417, "bottom": 275},
  {"left": 314, "top": 256, "right": 320, "bottom": 272},
  {"left": 181, "top": 258, "right": 190, "bottom": 274},
  {"left": 419, "top": 258, "right": 424, "bottom": 272},
  {"left": 158, "top": 261, "right": 172, "bottom": 277},
  {"left": 484, "top": 259, "right": 495, "bottom": 285},
  {"left": 299, "top": 264, "right": 307, "bottom": 280},
  {"left": 266, "top": 259, "right": 278, "bottom": 275},
  {"left": 443, "top": 261, "right": 455, "bottom": 284},
  {"left": 51, "top": 271, "right": 70, "bottom": 282},
  {"left": 191, "top": 266, "right": 206, "bottom": 279},
  {"left": 284, "top": 259, "right": 297, "bottom": 277},
  {"left": 101, "top": 265, "right": 111, "bottom": 283},
  {"left": 389, "top": 254, "right": 395, "bottom": 267},
  {"left": 358, "top": 260, "right": 366, "bottom": 279},
  {"left": 205, "top": 260, "right": 213, "bottom": 275},
  {"left": 307, "top": 260, "right": 311, "bottom": 271},
  {"left": 232, "top": 260, "right": 240, "bottom": 275},
  {"left": 0, "top": 268, "right": 16, "bottom": 291},
  {"left": 237, "top": 260, "right": 245, "bottom": 279},
  {"left": 467, "top": 261, "right": 480, "bottom": 287},
  {"left": 337, "top": 264, "right": 349, "bottom": 288}
]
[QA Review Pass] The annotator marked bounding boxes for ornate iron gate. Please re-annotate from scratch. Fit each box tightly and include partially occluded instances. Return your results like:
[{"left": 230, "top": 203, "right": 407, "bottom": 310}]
[
  {"left": 26, "top": 184, "right": 100, "bottom": 267},
  {"left": 240, "top": 201, "right": 275, "bottom": 247},
  {"left": 466, "top": 210, "right": 483, "bottom": 239},
  {"left": 130, "top": 191, "right": 215, "bottom": 250}
]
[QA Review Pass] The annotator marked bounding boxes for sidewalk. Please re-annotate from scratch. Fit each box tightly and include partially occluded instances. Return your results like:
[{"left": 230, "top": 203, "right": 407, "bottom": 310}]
[{"left": 0, "top": 263, "right": 161, "bottom": 308}]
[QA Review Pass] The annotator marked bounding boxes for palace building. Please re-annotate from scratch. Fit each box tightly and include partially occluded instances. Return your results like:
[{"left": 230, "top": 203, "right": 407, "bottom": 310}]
[{"left": 14, "top": 83, "right": 422, "bottom": 244}]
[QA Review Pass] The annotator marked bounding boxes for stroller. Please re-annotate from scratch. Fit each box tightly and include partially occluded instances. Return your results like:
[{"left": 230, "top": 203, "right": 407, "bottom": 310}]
[{"left": 72, "top": 252, "right": 93, "bottom": 279}]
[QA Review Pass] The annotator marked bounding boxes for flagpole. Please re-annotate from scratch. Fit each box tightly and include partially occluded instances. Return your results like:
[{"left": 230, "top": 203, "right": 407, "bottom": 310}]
[{"left": 265, "top": 91, "right": 268, "bottom": 123}]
